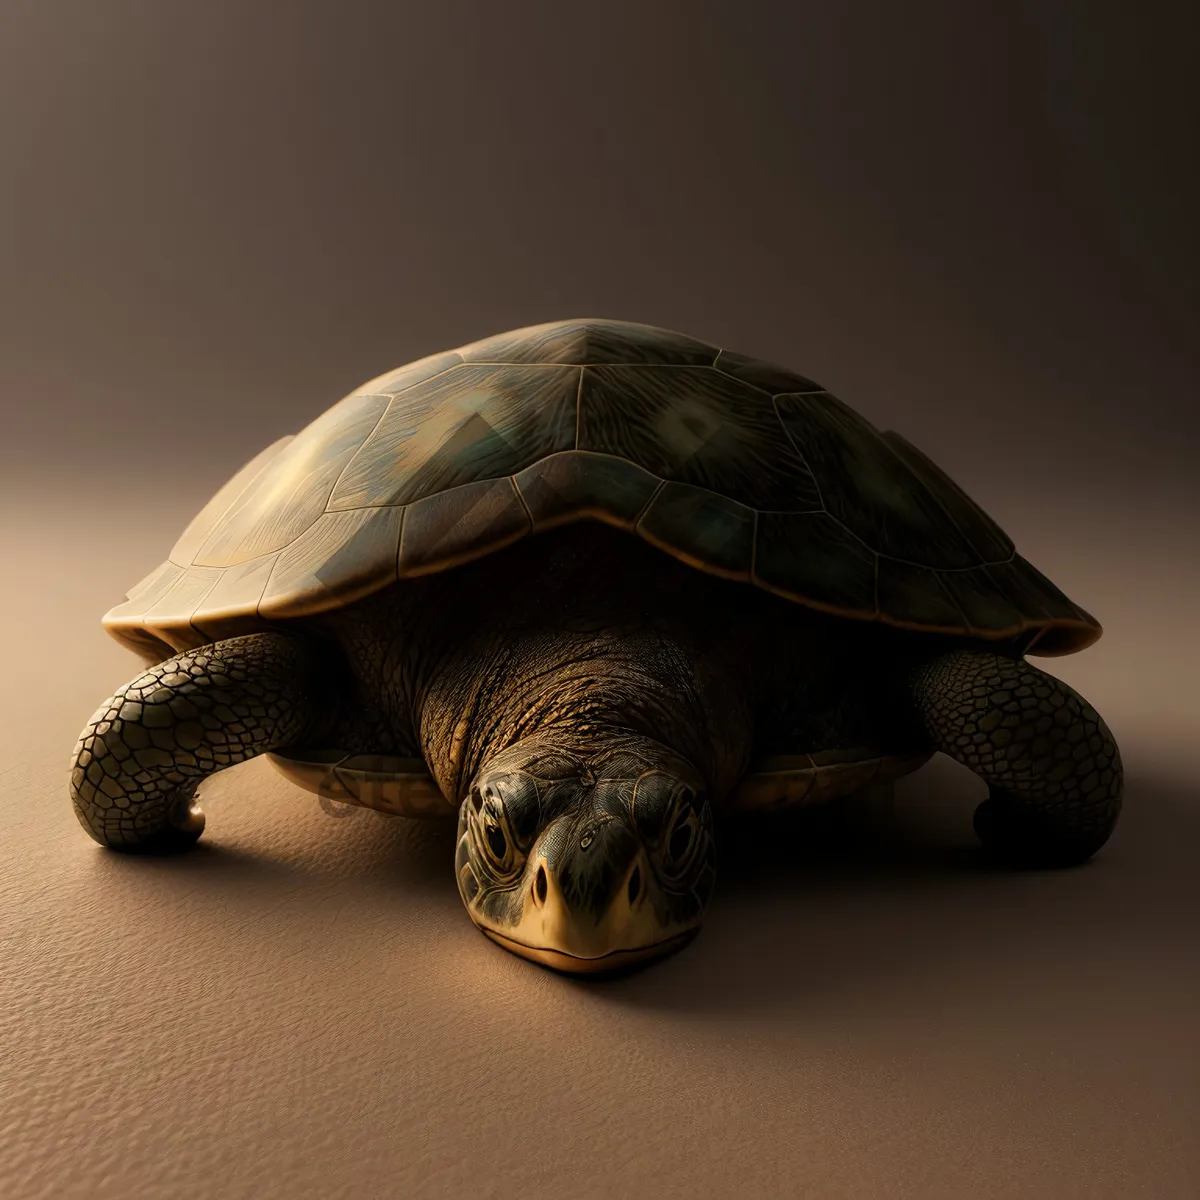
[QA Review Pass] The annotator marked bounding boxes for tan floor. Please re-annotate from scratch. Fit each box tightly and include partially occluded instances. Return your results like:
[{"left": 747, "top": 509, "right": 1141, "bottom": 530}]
[{"left": 2, "top": 482, "right": 1197, "bottom": 1199}]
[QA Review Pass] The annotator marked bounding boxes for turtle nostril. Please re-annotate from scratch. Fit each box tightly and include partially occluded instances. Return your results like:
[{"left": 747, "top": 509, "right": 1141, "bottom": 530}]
[
  {"left": 534, "top": 864, "right": 548, "bottom": 904},
  {"left": 627, "top": 864, "right": 641, "bottom": 905}
]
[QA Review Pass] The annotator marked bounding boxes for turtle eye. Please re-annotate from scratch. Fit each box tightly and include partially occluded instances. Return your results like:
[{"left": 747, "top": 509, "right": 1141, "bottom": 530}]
[
  {"left": 469, "top": 784, "right": 520, "bottom": 875},
  {"left": 484, "top": 821, "right": 508, "bottom": 862},
  {"left": 667, "top": 817, "right": 694, "bottom": 865},
  {"left": 660, "top": 788, "right": 706, "bottom": 878},
  {"left": 470, "top": 773, "right": 541, "bottom": 851}
]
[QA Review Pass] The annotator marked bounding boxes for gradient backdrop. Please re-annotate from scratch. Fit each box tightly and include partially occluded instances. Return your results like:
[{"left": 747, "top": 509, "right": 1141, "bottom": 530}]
[{"left": 2, "top": 3, "right": 1197, "bottom": 1197}]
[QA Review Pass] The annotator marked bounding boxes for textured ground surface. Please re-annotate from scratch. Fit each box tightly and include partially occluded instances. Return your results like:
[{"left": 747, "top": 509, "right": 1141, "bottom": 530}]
[{"left": 2, "top": 483, "right": 1197, "bottom": 1199}]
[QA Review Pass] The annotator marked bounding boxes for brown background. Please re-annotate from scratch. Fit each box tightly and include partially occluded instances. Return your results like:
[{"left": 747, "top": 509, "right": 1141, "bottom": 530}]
[{"left": 2, "top": 2, "right": 1197, "bottom": 1197}]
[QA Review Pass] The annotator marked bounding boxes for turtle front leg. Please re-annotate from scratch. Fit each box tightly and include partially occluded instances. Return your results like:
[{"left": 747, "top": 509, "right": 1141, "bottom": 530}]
[
  {"left": 70, "top": 632, "right": 319, "bottom": 853},
  {"left": 903, "top": 649, "right": 1123, "bottom": 866}
]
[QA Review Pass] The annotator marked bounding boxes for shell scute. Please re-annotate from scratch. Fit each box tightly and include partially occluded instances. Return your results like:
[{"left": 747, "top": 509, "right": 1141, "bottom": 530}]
[
  {"left": 398, "top": 477, "right": 531, "bottom": 577},
  {"left": 328, "top": 363, "right": 578, "bottom": 510},
  {"left": 259, "top": 506, "right": 405, "bottom": 617},
  {"left": 713, "top": 348, "right": 824, "bottom": 396},
  {"left": 754, "top": 510, "right": 878, "bottom": 613},
  {"left": 578, "top": 364, "right": 823, "bottom": 512},
  {"left": 192, "top": 394, "right": 389, "bottom": 569},
  {"left": 512, "top": 451, "right": 661, "bottom": 531},
  {"left": 636, "top": 482, "right": 756, "bottom": 578},
  {"left": 777, "top": 392, "right": 983, "bottom": 569}
]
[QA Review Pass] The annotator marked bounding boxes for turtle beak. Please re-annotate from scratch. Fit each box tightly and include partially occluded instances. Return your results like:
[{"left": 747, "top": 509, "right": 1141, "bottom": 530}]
[
  {"left": 477, "top": 818, "right": 702, "bottom": 974},
  {"left": 481, "top": 926, "right": 698, "bottom": 975}
]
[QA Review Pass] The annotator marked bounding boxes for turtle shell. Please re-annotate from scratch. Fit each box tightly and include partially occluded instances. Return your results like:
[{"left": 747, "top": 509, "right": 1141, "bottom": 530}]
[{"left": 104, "top": 318, "right": 1099, "bottom": 664}]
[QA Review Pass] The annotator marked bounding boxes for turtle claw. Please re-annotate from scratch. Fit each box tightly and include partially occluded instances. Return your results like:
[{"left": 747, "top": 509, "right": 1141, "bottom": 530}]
[
  {"left": 973, "top": 789, "right": 1095, "bottom": 869},
  {"left": 84, "top": 783, "right": 207, "bottom": 856}
]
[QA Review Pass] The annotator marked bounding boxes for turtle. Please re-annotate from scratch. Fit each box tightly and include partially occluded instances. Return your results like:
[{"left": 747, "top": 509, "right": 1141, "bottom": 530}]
[{"left": 70, "top": 318, "right": 1123, "bottom": 974}]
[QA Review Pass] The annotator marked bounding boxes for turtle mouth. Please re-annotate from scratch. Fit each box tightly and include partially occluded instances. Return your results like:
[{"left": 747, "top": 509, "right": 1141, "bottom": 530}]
[{"left": 479, "top": 927, "right": 698, "bottom": 975}]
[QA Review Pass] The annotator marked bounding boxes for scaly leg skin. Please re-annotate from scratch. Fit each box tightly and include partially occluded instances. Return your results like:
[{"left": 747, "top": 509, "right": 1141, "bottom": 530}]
[
  {"left": 907, "top": 649, "right": 1123, "bottom": 866},
  {"left": 70, "top": 632, "right": 318, "bottom": 853}
]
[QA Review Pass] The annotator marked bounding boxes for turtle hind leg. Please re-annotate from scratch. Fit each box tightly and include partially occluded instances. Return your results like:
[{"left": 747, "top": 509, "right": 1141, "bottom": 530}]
[
  {"left": 902, "top": 648, "right": 1123, "bottom": 866},
  {"left": 70, "top": 631, "right": 319, "bottom": 853}
]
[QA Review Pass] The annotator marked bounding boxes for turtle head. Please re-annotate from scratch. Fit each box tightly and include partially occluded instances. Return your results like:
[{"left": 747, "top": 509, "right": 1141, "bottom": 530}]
[{"left": 454, "top": 735, "right": 716, "bottom": 974}]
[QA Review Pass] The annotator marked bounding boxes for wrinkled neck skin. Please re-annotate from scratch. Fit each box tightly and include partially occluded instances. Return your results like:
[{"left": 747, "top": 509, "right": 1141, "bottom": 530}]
[
  {"left": 415, "top": 615, "right": 755, "bottom": 805},
  {"left": 376, "top": 524, "right": 762, "bottom": 806}
]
